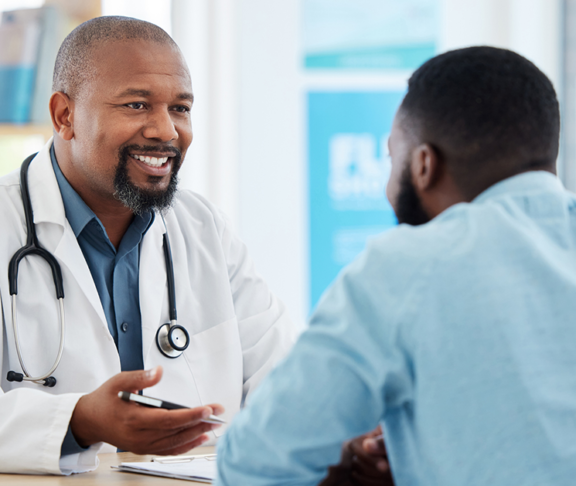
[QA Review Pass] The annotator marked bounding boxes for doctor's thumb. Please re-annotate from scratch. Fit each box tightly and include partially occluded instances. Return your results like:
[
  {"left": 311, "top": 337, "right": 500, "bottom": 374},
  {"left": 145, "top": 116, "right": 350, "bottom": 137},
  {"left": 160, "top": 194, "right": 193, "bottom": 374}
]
[{"left": 111, "top": 366, "right": 164, "bottom": 393}]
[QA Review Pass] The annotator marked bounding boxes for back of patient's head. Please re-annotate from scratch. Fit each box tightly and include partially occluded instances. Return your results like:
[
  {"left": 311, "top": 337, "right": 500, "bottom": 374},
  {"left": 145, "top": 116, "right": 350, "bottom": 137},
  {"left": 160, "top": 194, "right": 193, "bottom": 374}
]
[
  {"left": 400, "top": 46, "right": 560, "bottom": 199},
  {"left": 52, "top": 16, "right": 177, "bottom": 100}
]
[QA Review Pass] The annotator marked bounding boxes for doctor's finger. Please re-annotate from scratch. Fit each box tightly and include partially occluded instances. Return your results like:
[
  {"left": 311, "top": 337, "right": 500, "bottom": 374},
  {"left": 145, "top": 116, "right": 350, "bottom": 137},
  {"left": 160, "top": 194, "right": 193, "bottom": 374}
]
[
  {"left": 107, "top": 366, "right": 164, "bottom": 394},
  {"left": 148, "top": 422, "right": 219, "bottom": 454},
  {"left": 206, "top": 402, "right": 225, "bottom": 416},
  {"left": 135, "top": 405, "right": 216, "bottom": 430}
]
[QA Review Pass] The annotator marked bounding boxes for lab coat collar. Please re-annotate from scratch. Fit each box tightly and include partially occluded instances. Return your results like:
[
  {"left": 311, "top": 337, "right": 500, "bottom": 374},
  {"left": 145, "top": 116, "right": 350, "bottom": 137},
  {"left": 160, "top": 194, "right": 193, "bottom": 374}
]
[
  {"left": 27, "top": 139, "right": 108, "bottom": 329},
  {"left": 28, "top": 138, "right": 67, "bottom": 228}
]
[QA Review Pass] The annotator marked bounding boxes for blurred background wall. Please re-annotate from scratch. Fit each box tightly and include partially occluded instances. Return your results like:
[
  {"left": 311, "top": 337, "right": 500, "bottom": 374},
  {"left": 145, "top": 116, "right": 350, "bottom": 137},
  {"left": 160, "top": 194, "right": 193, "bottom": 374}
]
[{"left": 0, "top": 0, "right": 566, "bottom": 327}]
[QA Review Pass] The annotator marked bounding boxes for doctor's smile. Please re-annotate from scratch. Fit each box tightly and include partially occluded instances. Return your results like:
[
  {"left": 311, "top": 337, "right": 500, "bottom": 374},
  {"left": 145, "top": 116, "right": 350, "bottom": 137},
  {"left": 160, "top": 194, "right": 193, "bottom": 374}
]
[{"left": 122, "top": 144, "right": 182, "bottom": 185}]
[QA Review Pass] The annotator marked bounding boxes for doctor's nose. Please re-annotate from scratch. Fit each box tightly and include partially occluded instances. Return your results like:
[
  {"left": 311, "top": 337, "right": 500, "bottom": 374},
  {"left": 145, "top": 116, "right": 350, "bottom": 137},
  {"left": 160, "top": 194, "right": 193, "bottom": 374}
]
[{"left": 143, "top": 108, "right": 179, "bottom": 142}]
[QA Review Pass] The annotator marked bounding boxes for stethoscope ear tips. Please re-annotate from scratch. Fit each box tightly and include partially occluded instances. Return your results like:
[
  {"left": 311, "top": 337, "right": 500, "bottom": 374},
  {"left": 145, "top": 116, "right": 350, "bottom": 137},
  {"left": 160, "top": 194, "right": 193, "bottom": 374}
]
[
  {"left": 6, "top": 371, "right": 23, "bottom": 382},
  {"left": 43, "top": 376, "right": 57, "bottom": 387},
  {"left": 6, "top": 371, "right": 57, "bottom": 387}
]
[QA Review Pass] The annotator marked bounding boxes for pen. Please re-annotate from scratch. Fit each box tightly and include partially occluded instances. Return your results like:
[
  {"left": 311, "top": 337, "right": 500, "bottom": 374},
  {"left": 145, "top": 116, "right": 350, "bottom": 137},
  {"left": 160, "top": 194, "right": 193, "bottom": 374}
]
[{"left": 118, "top": 391, "right": 226, "bottom": 425}]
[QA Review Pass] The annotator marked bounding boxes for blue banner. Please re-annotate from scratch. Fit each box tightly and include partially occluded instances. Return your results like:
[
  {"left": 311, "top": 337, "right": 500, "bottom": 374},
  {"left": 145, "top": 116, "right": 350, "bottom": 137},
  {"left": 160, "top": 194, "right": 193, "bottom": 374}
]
[{"left": 308, "top": 91, "right": 404, "bottom": 310}]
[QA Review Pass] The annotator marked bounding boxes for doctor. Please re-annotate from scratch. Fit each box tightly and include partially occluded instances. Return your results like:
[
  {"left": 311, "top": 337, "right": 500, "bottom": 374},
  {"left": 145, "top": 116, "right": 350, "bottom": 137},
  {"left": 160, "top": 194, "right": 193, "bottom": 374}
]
[{"left": 0, "top": 16, "right": 296, "bottom": 475}]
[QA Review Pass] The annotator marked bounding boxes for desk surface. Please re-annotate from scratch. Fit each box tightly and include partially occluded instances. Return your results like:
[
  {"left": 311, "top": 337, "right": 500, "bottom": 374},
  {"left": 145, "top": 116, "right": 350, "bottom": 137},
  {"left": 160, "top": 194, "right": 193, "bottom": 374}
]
[{"left": 1, "top": 447, "right": 215, "bottom": 485}]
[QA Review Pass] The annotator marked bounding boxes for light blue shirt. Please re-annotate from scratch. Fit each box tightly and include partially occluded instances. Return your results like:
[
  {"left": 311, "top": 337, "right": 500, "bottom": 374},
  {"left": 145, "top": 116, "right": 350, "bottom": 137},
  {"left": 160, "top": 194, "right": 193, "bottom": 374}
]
[{"left": 216, "top": 171, "right": 576, "bottom": 486}]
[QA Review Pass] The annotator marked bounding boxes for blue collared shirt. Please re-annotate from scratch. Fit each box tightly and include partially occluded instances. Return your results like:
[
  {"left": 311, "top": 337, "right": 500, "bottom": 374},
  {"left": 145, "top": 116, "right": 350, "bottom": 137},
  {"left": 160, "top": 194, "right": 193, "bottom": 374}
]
[
  {"left": 216, "top": 171, "right": 576, "bottom": 486},
  {"left": 50, "top": 146, "right": 153, "bottom": 455}
]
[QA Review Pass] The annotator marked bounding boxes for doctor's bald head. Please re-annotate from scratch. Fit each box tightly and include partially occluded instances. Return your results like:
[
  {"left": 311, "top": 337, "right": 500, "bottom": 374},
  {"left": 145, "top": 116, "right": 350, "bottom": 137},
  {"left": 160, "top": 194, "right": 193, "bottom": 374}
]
[
  {"left": 48, "top": 16, "right": 193, "bottom": 217},
  {"left": 52, "top": 16, "right": 180, "bottom": 100}
]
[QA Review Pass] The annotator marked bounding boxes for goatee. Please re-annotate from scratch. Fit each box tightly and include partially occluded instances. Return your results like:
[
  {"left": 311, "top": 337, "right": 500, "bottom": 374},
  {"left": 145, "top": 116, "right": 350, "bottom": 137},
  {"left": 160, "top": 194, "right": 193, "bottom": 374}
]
[{"left": 113, "top": 144, "right": 182, "bottom": 215}]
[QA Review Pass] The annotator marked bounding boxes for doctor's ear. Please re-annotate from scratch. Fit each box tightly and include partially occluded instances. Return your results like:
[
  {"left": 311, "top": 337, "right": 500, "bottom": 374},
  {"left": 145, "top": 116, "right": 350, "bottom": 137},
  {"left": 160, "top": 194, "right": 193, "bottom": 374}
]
[{"left": 49, "top": 91, "right": 74, "bottom": 141}]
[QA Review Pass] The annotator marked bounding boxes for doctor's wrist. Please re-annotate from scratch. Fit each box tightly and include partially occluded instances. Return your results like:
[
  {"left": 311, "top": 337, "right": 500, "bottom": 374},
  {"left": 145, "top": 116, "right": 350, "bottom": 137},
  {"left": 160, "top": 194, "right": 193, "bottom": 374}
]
[{"left": 70, "top": 394, "right": 100, "bottom": 448}]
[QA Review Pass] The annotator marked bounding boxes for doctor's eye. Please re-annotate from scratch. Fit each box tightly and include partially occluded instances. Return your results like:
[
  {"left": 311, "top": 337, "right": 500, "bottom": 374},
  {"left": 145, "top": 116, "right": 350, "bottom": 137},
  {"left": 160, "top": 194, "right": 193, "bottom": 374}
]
[
  {"left": 126, "top": 102, "right": 147, "bottom": 110},
  {"left": 172, "top": 105, "right": 191, "bottom": 114}
]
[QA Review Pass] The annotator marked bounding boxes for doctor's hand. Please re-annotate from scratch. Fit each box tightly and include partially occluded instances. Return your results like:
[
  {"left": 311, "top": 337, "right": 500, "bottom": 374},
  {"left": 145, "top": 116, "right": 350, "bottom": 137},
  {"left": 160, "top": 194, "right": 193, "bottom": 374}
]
[{"left": 69, "top": 366, "right": 225, "bottom": 455}]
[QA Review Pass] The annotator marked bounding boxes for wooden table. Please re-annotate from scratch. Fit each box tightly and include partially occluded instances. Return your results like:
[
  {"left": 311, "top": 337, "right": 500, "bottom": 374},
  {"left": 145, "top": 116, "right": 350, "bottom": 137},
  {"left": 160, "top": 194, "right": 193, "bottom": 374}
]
[{"left": 1, "top": 447, "right": 215, "bottom": 485}]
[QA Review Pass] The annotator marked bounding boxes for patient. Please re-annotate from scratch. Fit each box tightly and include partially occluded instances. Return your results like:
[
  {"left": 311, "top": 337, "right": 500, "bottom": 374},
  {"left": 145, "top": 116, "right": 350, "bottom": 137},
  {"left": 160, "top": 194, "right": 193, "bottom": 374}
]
[{"left": 215, "top": 46, "right": 576, "bottom": 486}]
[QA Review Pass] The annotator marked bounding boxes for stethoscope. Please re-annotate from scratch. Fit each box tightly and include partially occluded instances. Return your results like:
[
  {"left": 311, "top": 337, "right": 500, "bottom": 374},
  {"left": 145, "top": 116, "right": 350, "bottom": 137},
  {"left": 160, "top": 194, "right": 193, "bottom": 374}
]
[{"left": 6, "top": 154, "right": 190, "bottom": 387}]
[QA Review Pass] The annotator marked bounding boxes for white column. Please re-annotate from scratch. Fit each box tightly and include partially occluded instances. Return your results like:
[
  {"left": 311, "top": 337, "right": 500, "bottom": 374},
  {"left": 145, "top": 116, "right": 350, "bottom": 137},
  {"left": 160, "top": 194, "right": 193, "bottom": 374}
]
[
  {"left": 171, "top": 0, "right": 240, "bottom": 227},
  {"left": 209, "top": 0, "right": 239, "bottom": 227},
  {"left": 440, "top": 0, "right": 511, "bottom": 52},
  {"left": 171, "top": 0, "right": 211, "bottom": 199},
  {"left": 509, "top": 0, "right": 562, "bottom": 90},
  {"left": 237, "top": 0, "right": 307, "bottom": 325}
]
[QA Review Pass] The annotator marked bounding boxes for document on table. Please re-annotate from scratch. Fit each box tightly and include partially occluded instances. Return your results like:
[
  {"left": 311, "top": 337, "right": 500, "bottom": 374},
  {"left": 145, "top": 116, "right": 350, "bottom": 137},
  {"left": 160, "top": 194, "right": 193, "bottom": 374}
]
[{"left": 113, "top": 457, "right": 216, "bottom": 483}]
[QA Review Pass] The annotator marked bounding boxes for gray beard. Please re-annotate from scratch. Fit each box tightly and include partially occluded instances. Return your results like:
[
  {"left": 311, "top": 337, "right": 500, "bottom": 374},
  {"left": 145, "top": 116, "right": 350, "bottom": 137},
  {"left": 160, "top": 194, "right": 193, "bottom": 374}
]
[{"left": 113, "top": 146, "right": 181, "bottom": 215}]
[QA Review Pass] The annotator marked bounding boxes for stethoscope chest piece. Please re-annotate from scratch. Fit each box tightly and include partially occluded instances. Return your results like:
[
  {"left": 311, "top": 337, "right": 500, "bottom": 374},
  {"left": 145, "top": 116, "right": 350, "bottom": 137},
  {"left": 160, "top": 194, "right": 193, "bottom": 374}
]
[
  {"left": 156, "top": 322, "right": 190, "bottom": 358},
  {"left": 154, "top": 231, "right": 190, "bottom": 359}
]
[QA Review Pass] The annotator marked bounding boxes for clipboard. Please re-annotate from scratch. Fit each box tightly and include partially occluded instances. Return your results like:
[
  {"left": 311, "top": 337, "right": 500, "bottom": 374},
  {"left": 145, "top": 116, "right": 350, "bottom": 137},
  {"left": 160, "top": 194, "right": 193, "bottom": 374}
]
[{"left": 112, "top": 454, "right": 217, "bottom": 483}]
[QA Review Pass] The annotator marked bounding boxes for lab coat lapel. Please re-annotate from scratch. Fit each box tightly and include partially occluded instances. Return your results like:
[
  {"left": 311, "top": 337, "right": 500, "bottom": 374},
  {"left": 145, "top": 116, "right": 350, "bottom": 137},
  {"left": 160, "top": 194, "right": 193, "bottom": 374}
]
[
  {"left": 140, "top": 217, "right": 168, "bottom": 361},
  {"left": 26, "top": 139, "right": 109, "bottom": 330}
]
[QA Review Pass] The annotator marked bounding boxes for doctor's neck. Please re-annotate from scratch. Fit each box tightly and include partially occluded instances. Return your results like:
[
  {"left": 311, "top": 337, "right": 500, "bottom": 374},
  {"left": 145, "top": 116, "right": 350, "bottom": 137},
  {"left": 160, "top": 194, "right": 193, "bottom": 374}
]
[{"left": 51, "top": 139, "right": 137, "bottom": 249}]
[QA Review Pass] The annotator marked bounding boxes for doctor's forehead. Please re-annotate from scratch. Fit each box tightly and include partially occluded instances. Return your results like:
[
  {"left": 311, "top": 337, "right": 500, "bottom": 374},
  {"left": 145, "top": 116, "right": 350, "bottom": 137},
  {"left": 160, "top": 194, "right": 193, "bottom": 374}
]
[
  {"left": 52, "top": 16, "right": 188, "bottom": 101},
  {"left": 90, "top": 40, "right": 192, "bottom": 97}
]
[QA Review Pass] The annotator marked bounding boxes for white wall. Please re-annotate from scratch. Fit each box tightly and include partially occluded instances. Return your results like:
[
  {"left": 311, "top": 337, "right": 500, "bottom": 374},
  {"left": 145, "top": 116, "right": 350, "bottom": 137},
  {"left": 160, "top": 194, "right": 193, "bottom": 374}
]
[
  {"left": 441, "top": 0, "right": 562, "bottom": 90},
  {"left": 237, "top": 0, "right": 306, "bottom": 326}
]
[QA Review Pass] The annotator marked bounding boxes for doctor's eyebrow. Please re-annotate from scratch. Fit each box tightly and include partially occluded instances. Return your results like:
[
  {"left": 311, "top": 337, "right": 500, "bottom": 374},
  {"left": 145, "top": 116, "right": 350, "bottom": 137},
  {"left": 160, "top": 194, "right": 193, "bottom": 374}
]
[
  {"left": 116, "top": 88, "right": 152, "bottom": 98},
  {"left": 115, "top": 88, "right": 194, "bottom": 102}
]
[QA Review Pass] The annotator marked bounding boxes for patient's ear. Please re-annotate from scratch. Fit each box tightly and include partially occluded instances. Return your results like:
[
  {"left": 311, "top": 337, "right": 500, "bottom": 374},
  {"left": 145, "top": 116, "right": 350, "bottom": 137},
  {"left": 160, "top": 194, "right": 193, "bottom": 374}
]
[
  {"left": 410, "top": 143, "right": 440, "bottom": 192},
  {"left": 49, "top": 91, "right": 75, "bottom": 141}
]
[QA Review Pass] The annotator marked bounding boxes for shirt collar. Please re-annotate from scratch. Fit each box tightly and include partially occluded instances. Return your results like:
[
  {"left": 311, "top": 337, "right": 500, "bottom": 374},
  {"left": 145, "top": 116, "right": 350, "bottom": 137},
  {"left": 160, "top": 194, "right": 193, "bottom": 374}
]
[{"left": 473, "top": 170, "right": 563, "bottom": 205}]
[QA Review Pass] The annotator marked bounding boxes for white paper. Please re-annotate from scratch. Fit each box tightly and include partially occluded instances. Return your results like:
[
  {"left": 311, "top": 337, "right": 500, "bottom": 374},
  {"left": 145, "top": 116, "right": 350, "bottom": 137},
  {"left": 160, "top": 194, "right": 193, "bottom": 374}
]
[{"left": 116, "top": 457, "right": 216, "bottom": 482}]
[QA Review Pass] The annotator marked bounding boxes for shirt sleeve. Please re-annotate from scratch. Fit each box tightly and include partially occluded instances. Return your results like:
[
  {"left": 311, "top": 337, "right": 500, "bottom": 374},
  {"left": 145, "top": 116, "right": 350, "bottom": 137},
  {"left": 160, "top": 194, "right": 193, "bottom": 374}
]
[
  {"left": 60, "top": 424, "right": 89, "bottom": 456},
  {"left": 0, "top": 289, "right": 101, "bottom": 475},
  {"left": 215, "top": 243, "right": 414, "bottom": 485}
]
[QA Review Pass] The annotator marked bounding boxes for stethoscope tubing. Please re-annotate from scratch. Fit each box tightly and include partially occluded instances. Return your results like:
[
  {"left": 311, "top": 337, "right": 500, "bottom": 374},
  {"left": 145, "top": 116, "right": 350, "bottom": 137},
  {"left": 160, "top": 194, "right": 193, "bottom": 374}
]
[
  {"left": 7, "top": 153, "right": 190, "bottom": 386},
  {"left": 11, "top": 295, "right": 65, "bottom": 384},
  {"left": 8, "top": 154, "right": 66, "bottom": 386}
]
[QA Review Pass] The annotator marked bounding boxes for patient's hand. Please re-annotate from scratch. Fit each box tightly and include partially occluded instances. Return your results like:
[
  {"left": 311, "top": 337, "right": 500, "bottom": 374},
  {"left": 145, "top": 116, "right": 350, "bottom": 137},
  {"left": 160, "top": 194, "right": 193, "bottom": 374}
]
[{"left": 319, "top": 426, "right": 394, "bottom": 486}]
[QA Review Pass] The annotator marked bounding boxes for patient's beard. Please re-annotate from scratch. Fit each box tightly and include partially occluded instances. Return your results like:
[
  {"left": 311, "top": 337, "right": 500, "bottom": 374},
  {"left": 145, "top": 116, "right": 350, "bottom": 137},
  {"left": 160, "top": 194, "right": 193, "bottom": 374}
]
[{"left": 394, "top": 164, "right": 431, "bottom": 226}]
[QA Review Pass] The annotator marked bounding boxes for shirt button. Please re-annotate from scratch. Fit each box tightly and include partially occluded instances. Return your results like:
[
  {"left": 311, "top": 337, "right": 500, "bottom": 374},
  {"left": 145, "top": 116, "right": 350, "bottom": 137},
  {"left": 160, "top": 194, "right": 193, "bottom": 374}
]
[{"left": 121, "top": 322, "right": 129, "bottom": 333}]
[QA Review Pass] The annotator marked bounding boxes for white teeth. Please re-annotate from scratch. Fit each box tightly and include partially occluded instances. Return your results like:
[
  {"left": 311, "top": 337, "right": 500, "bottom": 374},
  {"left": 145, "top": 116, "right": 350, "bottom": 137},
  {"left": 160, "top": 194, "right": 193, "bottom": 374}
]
[{"left": 131, "top": 154, "right": 169, "bottom": 167}]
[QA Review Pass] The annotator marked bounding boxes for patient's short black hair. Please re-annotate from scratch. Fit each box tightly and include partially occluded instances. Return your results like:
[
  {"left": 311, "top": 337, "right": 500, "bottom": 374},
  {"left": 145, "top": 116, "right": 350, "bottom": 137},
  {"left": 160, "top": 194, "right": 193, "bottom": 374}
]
[
  {"left": 399, "top": 46, "right": 560, "bottom": 198},
  {"left": 52, "top": 16, "right": 177, "bottom": 99}
]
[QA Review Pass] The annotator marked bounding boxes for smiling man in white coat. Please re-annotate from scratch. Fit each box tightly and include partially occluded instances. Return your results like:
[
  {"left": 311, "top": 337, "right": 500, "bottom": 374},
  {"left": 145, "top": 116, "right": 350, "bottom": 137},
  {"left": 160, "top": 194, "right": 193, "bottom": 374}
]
[{"left": 0, "top": 16, "right": 296, "bottom": 475}]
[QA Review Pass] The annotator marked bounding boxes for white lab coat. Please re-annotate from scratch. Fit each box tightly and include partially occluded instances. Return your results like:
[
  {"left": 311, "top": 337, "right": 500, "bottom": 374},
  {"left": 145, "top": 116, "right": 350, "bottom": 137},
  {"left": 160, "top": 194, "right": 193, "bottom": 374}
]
[{"left": 0, "top": 140, "right": 297, "bottom": 475}]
